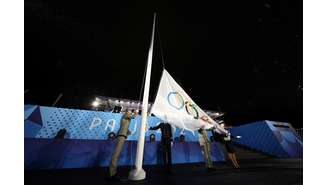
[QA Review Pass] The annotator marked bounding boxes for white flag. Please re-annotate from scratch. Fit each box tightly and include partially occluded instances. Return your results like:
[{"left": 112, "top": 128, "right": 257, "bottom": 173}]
[{"left": 150, "top": 69, "right": 227, "bottom": 134}]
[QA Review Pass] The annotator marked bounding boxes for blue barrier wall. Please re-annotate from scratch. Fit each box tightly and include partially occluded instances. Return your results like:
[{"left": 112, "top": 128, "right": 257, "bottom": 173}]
[
  {"left": 24, "top": 104, "right": 302, "bottom": 170},
  {"left": 229, "top": 120, "right": 303, "bottom": 158},
  {"left": 24, "top": 105, "right": 225, "bottom": 169},
  {"left": 24, "top": 139, "right": 226, "bottom": 170},
  {"left": 24, "top": 105, "right": 205, "bottom": 141}
]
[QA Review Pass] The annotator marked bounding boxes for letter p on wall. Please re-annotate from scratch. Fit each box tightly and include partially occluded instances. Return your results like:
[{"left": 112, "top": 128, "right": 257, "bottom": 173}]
[{"left": 89, "top": 117, "right": 102, "bottom": 130}]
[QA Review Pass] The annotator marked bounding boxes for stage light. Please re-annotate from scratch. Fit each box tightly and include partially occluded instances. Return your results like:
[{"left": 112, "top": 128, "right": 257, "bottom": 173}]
[{"left": 92, "top": 100, "right": 99, "bottom": 107}]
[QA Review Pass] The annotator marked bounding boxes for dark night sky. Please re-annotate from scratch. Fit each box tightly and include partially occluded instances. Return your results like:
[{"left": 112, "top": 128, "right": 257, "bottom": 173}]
[{"left": 24, "top": 0, "right": 302, "bottom": 128}]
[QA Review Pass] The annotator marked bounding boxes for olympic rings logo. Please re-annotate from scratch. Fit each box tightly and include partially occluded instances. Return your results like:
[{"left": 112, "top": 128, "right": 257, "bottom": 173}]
[
  {"left": 167, "top": 91, "right": 199, "bottom": 119},
  {"left": 184, "top": 101, "right": 199, "bottom": 119},
  {"left": 167, "top": 92, "right": 184, "bottom": 110}
]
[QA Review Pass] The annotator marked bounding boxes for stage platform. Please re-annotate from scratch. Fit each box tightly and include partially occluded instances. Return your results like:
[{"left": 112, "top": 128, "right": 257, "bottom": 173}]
[{"left": 25, "top": 158, "right": 302, "bottom": 185}]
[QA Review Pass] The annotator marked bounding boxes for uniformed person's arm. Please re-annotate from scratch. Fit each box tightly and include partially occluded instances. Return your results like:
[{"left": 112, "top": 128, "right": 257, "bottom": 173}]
[
  {"left": 131, "top": 110, "right": 138, "bottom": 119},
  {"left": 207, "top": 127, "right": 214, "bottom": 131},
  {"left": 127, "top": 111, "right": 138, "bottom": 135},
  {"left": 149, "top": 123, "right": 162, "bottom": 130},
  {"left": 205, "top": 127, "right": 215, "bottom": 132}
]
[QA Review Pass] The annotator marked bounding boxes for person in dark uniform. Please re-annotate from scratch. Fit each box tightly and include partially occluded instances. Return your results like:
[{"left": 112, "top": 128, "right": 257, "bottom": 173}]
[
  {"left": 212, "top": 122, "right": 240, "bottom": 168},
  {"left": 149, "top": 122, "right": 173, "bottom": 173}
]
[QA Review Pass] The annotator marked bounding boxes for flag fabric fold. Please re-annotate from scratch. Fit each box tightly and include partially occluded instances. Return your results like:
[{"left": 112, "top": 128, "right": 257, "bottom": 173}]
[{"left": 150, "top": 69, "right": 227, "bottom": 134}]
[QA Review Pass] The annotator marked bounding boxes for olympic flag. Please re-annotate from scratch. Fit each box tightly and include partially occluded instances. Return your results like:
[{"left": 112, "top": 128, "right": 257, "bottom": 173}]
[{"left": 150, "top": 69, "right": 227, "bottom": 134}]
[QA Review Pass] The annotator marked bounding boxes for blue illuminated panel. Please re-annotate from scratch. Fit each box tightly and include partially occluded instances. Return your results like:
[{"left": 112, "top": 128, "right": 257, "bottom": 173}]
[
  {"left": 229, "top": 120, "right": 303, "bottom": 158},
  {"left": 24, "top": 105, "right": 203, "bottom": 141}
]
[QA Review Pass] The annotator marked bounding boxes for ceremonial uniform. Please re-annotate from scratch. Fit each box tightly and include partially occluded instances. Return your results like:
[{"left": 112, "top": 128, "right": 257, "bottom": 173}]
[
  {"left": 108, "top": 112, "right": 135, "bottom": 177},
  {"left": 198, "top": 128, "right": 213, "bottom": 169}
]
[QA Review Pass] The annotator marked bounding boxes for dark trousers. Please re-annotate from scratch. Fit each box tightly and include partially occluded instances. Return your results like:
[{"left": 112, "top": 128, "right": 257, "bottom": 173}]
[{"left": 161, "top": 140, "right": 172, "bottom": 172}]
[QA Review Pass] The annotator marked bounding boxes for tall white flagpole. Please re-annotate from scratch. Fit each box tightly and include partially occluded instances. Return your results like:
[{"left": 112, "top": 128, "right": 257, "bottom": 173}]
[{"left": 128, "top": 12, "right": 156, "bottom": 181}]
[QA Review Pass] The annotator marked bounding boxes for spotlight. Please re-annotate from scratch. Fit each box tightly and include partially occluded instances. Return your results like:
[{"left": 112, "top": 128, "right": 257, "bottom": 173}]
[{"left": 92, "top": 101, "right": 99, "bottom": 107}]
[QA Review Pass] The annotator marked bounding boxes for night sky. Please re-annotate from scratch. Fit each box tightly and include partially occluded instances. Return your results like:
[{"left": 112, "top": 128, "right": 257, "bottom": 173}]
[{"left": 24, "top": 0, "right": 302, "bottom": 128}]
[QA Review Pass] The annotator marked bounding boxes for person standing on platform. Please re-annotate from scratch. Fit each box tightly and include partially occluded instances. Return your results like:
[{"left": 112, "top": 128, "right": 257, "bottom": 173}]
[
  {"left": 149, "top": 122, "right": 173, "bottom": 173},
  {"left": 107, "top": 109, "right": 138, "bottom": 180},
  {"left": 198, "top": 127, "right": 216, "bottom": 171}
]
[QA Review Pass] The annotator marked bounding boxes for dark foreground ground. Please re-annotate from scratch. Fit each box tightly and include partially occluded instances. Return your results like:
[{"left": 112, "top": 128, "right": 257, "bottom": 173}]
[{"left": 25, "top": 158, "right": 302, "bottom": 185}]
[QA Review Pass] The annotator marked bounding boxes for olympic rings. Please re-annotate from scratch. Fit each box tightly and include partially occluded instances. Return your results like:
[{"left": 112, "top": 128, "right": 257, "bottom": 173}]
[
  {"left": 167, "top": 91, "right": 200, "bottom": 119},
  {"left": 185, "top": 101, "right": 199, "bottom": 119},
  {"left": 167, "top": 92, "right": 184, "bottom": 110}
]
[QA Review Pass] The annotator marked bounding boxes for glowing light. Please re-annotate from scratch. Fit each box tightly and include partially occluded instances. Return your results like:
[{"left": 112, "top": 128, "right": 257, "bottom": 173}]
[{"left": 92, "top": 100, "right": 100, "bottom": 107}]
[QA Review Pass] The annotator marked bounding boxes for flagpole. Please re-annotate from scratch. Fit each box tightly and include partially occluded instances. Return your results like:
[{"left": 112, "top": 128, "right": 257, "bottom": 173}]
[
  {"left": 128, "top": 12, "right": 156, "bottom": 181},
  {"left": 52, "top": 93, "right": 63, "bottom": 107}
]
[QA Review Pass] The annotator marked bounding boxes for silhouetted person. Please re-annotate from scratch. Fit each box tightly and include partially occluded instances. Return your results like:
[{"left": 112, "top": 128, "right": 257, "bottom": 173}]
[
  {"left": 107, "top": 132, "right": 116, "bottom": 140},
  {"left": 54, "top": 128, "right": 66, "bottom": 139},
  {"left": 179, "top": 134, "right": 185, "bottom": 142},
  {"left": 149, "top": 133, "right": 156, "bottom": 142},
  {"left": 149, "top": 122, "right": 173, "bottom": 173}
]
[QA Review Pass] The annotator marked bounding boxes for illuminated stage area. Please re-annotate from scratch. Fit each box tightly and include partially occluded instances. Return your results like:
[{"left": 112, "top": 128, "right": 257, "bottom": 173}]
[
  {"left": 24, "top": 102, "right": 302, "bottom": 184},
  {"left": 25, "top": 105, "right": 302, "bottom": 170}
]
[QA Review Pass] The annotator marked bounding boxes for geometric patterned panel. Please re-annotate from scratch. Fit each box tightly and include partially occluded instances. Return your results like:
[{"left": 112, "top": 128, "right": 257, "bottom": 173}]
[
  {"left": 229, "top": 121, "right": 289, "bottom": 158},
  {"left": 24, "top": 105, "right": 43, "bottom": 137},
  {"left": 24, "top": 105, "right": 204, "bottom": 141},
  {"left": 229, "top": 120, "right": 303, "bottom": 158},
  {"left": 24, "top": 104, "right": 38, "bottom": 120},
  {"left": 266, "top": 121, "right": 303, "bottom": 158},
  {"left": 24, "top": 120, "right": 42, "bottom": 138},
  {"left": 26, "top": 106, "right": 43, "bottom": 126}
]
